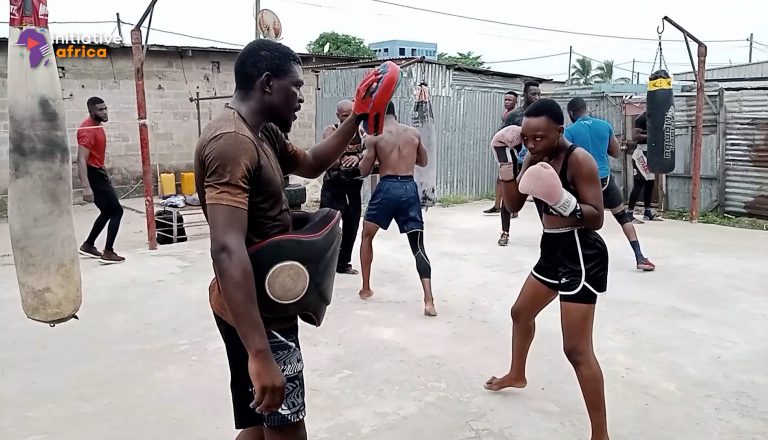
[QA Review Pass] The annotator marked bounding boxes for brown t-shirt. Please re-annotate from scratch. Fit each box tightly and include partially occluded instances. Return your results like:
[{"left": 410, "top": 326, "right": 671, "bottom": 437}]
[{"left": 194, "top": 104, "right": 304, "bottom": 327}]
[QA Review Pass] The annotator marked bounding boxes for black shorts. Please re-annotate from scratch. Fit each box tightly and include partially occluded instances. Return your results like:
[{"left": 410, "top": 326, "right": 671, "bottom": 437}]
[
  {"left": 531, "top": 228, "right": 609, "bottom": 304},
  {"left": 364, "top": 175, "right": 423, "bottom": 233},
  {"left": 600, "top": 175, "right": 624, "bottom": 210},
  {"left": 214, "top": 314, "right": 306, "bottom": 429}
]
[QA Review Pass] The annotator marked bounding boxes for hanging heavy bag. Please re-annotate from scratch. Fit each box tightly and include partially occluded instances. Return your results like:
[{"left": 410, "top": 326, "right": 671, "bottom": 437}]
[{"left": 646, "top": 69, "right": 676, "bottom": 174}]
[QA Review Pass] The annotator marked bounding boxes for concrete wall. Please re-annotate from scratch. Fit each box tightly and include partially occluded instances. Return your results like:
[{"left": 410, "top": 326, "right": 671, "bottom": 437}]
[{"left": 0, "top": 45, "right": 318, "bottom": 214}]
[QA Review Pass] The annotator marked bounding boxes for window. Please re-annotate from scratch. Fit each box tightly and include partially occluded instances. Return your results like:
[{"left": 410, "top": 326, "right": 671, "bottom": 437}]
[
  {"left": 384, "top": 48, "right": 389, "bottom": 55},
  {"left": 399, "top": 47, "right": 406, "bottom": 56},
  {"left": 412, "top": 48, "right": 417, "bottom": 56}
]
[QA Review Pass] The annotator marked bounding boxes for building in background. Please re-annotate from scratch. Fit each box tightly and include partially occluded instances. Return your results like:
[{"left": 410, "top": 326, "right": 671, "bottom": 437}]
[{"left": 369, "top": 40, "right": 438, "bottom": 60}]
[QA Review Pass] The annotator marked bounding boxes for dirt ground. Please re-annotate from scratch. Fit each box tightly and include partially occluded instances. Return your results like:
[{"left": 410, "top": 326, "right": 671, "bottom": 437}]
[{"left": 1, "top": 198, "right": 766, "bottom": 440}]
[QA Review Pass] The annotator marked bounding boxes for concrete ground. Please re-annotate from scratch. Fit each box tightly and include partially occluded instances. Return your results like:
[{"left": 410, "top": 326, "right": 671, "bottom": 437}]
[{"left": 1, "top": 199, "right": 767, "bottom": 440}]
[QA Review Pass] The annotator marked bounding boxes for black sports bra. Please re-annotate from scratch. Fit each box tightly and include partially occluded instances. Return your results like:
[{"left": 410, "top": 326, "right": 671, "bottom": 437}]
[{"left": 533, "top": 145, "right": 581, "bottom": 218}]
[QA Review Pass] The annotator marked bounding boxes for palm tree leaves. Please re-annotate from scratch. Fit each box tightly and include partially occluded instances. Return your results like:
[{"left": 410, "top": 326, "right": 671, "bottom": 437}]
[{"left": 569, "top": 57, "right": 632, "bottom": 85}]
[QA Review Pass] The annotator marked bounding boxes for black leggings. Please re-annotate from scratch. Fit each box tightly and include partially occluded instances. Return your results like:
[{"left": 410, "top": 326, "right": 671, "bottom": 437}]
[
  {"left": 501, "top": 203, "right": 511, "bottom": 233},
  {"left": 86, "top": 166, "right": 123, "bottom": 251},
  {"left": 407, "top": 230, "right": 431, "bottom": 279},
  {"left": 628, "top": 178, "right": 655, "bottom": 211},
  {"left": 320, "top": 181, "right": 362, "bottom": 271}
]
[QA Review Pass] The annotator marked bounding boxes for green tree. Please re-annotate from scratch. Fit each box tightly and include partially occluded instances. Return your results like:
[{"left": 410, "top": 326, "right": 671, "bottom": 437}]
[
  {"left": 592, "top": 60, "right": 632, "bottom": 84},
  {"left": 570, "top": 57, "right": 593, "bottom": 85},
  {"left": 306, "top": 32, "right": 374, "bottom": 58},
  {"left": 437, "top": 51, "right": 485, "bottom": 68}
]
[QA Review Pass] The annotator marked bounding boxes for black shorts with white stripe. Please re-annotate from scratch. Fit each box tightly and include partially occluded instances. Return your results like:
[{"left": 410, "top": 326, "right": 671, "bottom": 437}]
[{"left": 531, "top": 227, "right": 609, "bottom": 304}]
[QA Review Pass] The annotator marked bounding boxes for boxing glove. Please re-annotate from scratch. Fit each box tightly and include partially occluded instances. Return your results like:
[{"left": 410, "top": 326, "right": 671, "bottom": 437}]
[
  {"left": 491, "top": 125, "right": 522, "bottom": 164},
  {"left": 519, "top": 162, "right": 578, "bottom": 216},
  {"left": 353, "top": 61, "right": 401, "bottom": 136}
]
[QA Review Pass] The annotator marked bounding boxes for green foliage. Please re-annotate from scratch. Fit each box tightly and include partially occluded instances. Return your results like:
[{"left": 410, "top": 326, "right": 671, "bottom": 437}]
[
  {"left": 437, "top": 194, "right": 488, "bottom": 206},
  {"left": 569, "top": 57, "right": 593, "bottom": 85},
  {"left": 663, "top": 210, "right": 768, "bottom": 231},
  {"left": 306, "top": 32, "right": 374, "bottom": 58},
  {"left": 592, "top": 60, "right": 631, "bottom": 84},
  {"left": 437, "top": 51, "right": 485, "bottom": 68}
]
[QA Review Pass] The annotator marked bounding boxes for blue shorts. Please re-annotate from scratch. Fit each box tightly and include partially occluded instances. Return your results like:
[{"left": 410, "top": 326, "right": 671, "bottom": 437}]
[{"left": 365, "top": 175, "right": 424, "bottom": 233}]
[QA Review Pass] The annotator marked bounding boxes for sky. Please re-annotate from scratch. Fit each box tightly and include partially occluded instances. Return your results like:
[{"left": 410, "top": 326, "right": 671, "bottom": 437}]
[{"left": 5, "top": 0, "right": 768, "bottom": 82}]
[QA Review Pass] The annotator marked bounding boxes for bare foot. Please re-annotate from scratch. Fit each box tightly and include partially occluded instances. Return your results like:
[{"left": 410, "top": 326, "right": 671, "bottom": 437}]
[
  {"left": 424, "top": 302, "right": 437, "bottom": 317},
  {"left": 484, "top": 374, "right": 527, "bottom": 391},
  {"left": 359, "top": 289, "right": 374, "bottom": 299}
]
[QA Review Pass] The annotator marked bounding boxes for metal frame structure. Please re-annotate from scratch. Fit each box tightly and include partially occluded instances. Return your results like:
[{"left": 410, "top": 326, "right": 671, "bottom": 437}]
[{"left": 661, "top": 16, "right": 707, "bottom": 223}]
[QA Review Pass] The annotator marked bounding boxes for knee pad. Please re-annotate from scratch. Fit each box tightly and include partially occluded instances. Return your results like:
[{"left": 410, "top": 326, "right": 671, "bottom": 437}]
[
  {"left": 613, "top": 210, "right": 634, "bottom": 226},
  {"left": 407, "top": 230, "right": 431, "bottom": 279}
]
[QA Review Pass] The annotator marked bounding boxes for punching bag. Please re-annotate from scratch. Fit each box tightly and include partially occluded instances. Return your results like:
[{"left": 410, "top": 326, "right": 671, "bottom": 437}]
[
  {"left": 8, "top": 0, "right": 82, "bottom": 325},
  {"left": 646, "top": 69, "right": 676, "bottom": 174},
  {"left": 412, "top": 82, "right": 437, "bottom": 207}
]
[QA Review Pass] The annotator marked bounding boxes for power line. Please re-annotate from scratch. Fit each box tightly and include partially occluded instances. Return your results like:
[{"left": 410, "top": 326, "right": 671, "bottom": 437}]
[
  {"left": 121, "top": 21, "right": 244, "bottom": 47},
  {"left": 486, "top": 52, "right": 569, "bottom": 64},
  {"left": 371, "top": 0, "right": 746, "bottom": 44},
  {"left": 0, "top": 20, "right": 117, "bottom": 24}
]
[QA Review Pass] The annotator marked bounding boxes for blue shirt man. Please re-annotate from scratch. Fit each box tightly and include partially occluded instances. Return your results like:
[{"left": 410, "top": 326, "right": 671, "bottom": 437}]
[{"left": 563, "top": 114, "right": 614, "bottom": 179}]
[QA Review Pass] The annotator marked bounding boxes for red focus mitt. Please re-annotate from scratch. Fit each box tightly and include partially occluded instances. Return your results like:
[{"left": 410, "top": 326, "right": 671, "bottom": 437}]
[{"left": 353, "top": 61, "right": 401, "bottom": 136}]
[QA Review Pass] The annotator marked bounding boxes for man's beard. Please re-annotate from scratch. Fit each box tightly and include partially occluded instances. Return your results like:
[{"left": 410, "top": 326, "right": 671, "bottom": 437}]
[{"left": 276, "top": 118, "right": 293, "bottom": 133}]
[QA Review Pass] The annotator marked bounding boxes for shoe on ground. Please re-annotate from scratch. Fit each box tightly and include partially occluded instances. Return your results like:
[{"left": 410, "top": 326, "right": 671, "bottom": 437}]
[
  {"left": 511, "top": 212, "right": 519, "bottom": 219},
  {"left": 632, "top": 217, "right": 645, "bottom": 224},
  {"left": 636, "top": 258, "right": 655, "bottom": 272},
  {"left": 99, "top": 250, "right": 126, "bottom": 264},
  {"left": 336, "top": 265, "right": 359, "bottom": 275},
  {"left": 498, "top": 232, "right": 509, "bottom": 246},
  {"left": 79, "top": 243, "right": 102, "bottom": 259},
  {"left": 644, "top": 211, "right": 663, "bottom": 221},
  {"left": 483, "top": 206, "right": 500, "bottom": 214}
]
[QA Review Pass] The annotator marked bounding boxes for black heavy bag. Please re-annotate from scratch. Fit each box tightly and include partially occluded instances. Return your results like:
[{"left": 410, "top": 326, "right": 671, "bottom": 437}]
[
  {"left": 646, "top": 70, "right": 676, "bottom": 174},
  {"left": 156, "top": 209, "right": 188, "bottom": 245}
]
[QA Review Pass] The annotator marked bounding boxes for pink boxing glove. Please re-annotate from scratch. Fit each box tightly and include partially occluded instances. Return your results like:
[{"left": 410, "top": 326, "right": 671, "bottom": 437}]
[{"left": 519, "top": 162, "right": 578, "bottom": 216}]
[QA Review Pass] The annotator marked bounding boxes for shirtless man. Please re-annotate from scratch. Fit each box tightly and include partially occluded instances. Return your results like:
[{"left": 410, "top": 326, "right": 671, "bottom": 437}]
[{"left": 358, "top": 102, "right": 437, "bottom": 317}]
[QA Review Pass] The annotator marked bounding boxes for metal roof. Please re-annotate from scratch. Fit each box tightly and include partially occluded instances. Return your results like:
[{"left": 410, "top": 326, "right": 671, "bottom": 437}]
[
  {"left": 675, "top": 60, "right": 768, "bottom": 81},
  {"left": 308, "top": 56, "right": 550, "bottom": 82}
]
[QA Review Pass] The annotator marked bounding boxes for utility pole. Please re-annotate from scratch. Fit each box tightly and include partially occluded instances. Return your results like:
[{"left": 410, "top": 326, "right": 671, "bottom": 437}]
[
  {"left": 567, "top": 46, "right": 573, "bottom": 85},
  {"left": 254, "top": 0, "right": 261, "bottom": 39},
  {"left": 116, "top": 13, "right": 123, "bottom": 42},
  {"left": 631, "top": 59, "right": 635, "bottom": 85},
  {"left": 131, "top": 0, "right": 160, "bottom": 250},
  {"left": 748, "top": 33, "right": 753, "bottom": 62}
]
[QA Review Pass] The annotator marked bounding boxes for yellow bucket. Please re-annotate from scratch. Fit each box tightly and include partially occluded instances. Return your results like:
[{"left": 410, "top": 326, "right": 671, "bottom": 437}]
[
  {"left": 160, "top": 172, "right": 176, "bottom": 196},
  {"left": 180, "top": 172, "right": 196, "bottom": 196}
]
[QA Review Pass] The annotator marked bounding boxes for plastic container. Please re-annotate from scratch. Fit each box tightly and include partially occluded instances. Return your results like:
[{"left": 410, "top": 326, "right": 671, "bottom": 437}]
[
  {"left": 160, "top": 172, "right": 176, "bottom": 196},
  {"left": 180, "top": 172, "right": 196, "bottom": 196}
]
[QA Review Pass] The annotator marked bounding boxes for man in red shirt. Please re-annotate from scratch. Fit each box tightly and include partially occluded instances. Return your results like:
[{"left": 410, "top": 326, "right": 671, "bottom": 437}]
[{"left": 77, "top": 97, "right": 125, "bottom": 263}]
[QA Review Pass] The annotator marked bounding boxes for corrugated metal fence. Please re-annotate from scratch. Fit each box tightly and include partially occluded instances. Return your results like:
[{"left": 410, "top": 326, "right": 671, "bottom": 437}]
[
  {"left": 315, "top": 68, "right": 768, "bottom": 218},
  {"left": 316, "top": 63, "right": 527, "bottom": 200},
  {"left": 665, "top": 91, "right": 722, "bottom": 212},
  {"left": 723, "top": 89, "right": 768, "bottom": 217}
]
